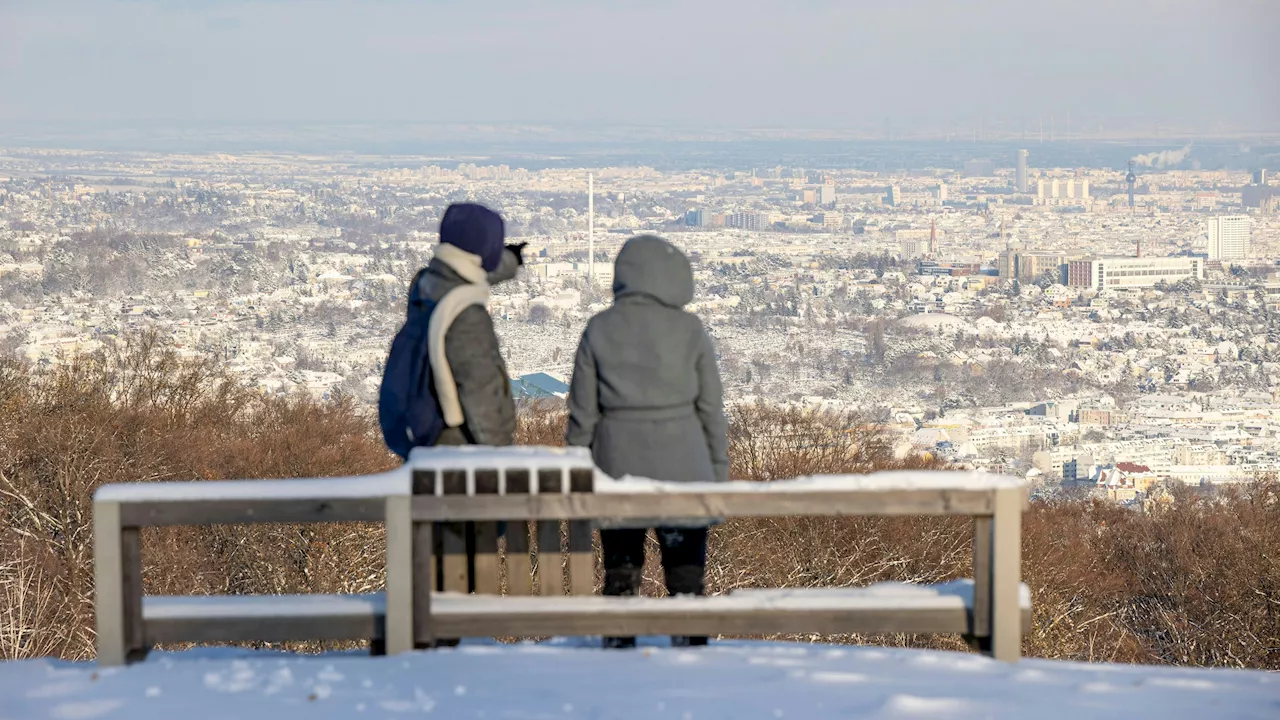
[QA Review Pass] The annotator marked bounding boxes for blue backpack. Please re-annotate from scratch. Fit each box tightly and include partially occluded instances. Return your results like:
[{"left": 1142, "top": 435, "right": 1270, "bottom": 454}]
[{"left": 379, "top": 271, "right": 445, "bottom": 459}]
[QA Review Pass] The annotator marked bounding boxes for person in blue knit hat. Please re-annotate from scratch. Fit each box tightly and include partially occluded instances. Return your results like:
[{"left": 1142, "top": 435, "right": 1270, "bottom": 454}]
[{"left": 408, "top": 203, "right": 526, "bottom": 446}]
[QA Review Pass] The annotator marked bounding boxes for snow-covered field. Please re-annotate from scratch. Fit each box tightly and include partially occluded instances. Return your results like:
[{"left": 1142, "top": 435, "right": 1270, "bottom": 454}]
[{"left": 3, "top": 640, "right": 1276, "bottom": 720}]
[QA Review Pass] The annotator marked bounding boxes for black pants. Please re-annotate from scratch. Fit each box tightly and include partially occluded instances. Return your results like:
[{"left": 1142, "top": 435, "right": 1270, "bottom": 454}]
[{"left": 600, "top": 527, "right": 708, "bottom": 597}]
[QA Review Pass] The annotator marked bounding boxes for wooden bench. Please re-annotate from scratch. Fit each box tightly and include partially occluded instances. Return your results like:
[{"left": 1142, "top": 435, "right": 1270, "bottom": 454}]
[{"left": 94, "top": 446, "right": 1029, "bottom": 666}]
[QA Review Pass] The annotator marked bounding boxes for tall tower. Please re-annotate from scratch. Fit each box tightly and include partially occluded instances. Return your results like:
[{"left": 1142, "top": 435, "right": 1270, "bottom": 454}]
[
  {"left": 1126, "top": 160, "right": 1136, "bottom": 210},
  {"left": 929, "top": 217, "right": 938, "bottom": 257},
  {"left": 587, "top": 172, "right": 594, "bottom": 286},
  {"left": 1015, "top": 149, "right": 1029, "bottom": 193}
]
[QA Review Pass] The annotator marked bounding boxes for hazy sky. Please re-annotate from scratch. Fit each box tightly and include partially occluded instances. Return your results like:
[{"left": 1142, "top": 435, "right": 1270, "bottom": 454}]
[{"left": 1, "top": 0, "right": 1276, "bottom": 131}]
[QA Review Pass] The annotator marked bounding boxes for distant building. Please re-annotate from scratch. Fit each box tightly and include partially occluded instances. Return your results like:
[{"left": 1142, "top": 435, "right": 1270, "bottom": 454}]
[
  {"left": 819, "top": 184, "right": 836, "bottom": 206},
  {"left": 1242, "top": 172, "right": 1275, "bottom": 211},
  {"left": 812, "top": 212, "right": 843, "bottom": 228},
  {"left": 510, "top": 372, "right": 570, "bottom": 400},
  {"left": 917, "top": 260, "right": 981, "bottom": 276},
  {"left": 685, "top": 209, "right": 705, "bottom": 227},
  {"left": 997, "top": 242, "right": 1020, "bottom": 279},
  {"left": 934, "top": 183, "right": 948, "bottom": 203},
  {"left": 1068, "top": 256, "right": 1204, "bottom": 291},
  {"left": 963, "top": 158, "right": 995, "bottom": 177},
  {"left": 1015, "top": 149, "right": 1029, "bottom": 192},
  {"left": 1205, "top": 215, "right": 1250, "bottom": 260},
  {"left": 1018, "top": 252, "right": 1066, "bottom": 284},
  {"left": 886, "top": 185, "right": 902, "bottom": 206},
  {"left": 726, "top": 212, "right": 765, "bottom": 231},
  {"left": 1033, "top": 176, "right": 1089, "bottom": 205},
  {"left": 998, "top": 246, "right": 1064, "bottom": 283},
  {"left": 897, "top": 227, "right": 943, "bottom": 259}
]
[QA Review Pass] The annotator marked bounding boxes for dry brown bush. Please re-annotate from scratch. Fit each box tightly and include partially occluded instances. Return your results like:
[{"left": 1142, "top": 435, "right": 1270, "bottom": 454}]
[
  {"left": 1, "top": 336, "right": 1277, "bottom": 669},
  {"left": 0, "top": 333, "right": 396, "bottom": 659}
]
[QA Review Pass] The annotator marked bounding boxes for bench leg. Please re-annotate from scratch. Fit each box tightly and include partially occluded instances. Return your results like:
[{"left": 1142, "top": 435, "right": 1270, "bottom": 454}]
[
  {"left": 121, "top": 527, "right": 147, "bottom": 663},
  {"left": 991, "top": 487, "right": 1022, "bottom": 662},
  {"left": 412, "top": 521, "right": 435, "bottom": 648},
  {"left": 94, "top": 501, "right": 126, "bottom": 667},
  {"left": 384, "top": 495, "right": 414, "bottom": 655},
  {"left": 970, "top": 516, "right": 992, "bottom": 654}
]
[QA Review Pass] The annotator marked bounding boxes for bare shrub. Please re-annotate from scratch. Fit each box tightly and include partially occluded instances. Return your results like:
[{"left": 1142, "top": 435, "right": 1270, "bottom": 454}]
[{"left": 0, "top": 332, "right": 395, "bottom": 659}]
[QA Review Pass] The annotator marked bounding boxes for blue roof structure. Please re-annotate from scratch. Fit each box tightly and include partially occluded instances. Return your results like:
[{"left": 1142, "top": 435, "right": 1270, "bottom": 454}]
[{"left": 511, "top": 372, "right": 570, "bottom": 400}]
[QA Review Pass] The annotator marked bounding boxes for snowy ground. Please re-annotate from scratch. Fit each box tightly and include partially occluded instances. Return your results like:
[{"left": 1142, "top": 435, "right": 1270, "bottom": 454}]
[{"left": 3, "top": 639, "right": 1277, "bottom": 720}]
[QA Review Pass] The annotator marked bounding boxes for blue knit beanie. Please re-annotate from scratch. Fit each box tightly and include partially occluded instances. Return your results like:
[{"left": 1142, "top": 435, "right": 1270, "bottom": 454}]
[{"left": 439, "top": 203, "right": 505, "bottom": 272}]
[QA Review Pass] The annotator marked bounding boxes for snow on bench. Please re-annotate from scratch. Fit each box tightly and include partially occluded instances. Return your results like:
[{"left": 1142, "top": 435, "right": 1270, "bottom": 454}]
[
  {"left": 135, "top": 581, "right": 1034, "bottom": 647},
  {"left": 142, "top": 594, "right": 388, "bottom": 645},
  {"left": 93, "top": 472, "right": 410, "bottom": 503},
  {"left": 428, "top": 581, "right": 1032, "bottom": 639},
  {"left": 93, "top": 446, "right": 1029, "bottom": 667}
]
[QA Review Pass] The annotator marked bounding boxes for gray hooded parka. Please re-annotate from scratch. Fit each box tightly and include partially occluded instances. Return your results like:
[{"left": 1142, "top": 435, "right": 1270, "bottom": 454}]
[{"left": 566, "top": 235, "right": 730, "bottom": 508}]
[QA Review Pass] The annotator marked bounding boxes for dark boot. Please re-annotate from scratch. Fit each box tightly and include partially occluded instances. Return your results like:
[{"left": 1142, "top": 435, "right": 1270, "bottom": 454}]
[
  {"left": 671, "top": 635, "right": 708, "bottom": 647},
  {"left": 664, "top": 564, "right": 705, "bottom": 597},
  {"left": 665, "top": 564, "right": 708, "bottom": 647},
  {"left": 604, "top": 566, "right": 642, "bottom": 597},
  {"left": 603, "top": 566, "right": 642, "bottom": 649}
]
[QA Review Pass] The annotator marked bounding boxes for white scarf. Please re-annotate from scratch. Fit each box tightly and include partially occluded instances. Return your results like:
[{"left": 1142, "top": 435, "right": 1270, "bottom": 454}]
[{"left": 428, "top": 244, "right": 491, "bottom": 428}]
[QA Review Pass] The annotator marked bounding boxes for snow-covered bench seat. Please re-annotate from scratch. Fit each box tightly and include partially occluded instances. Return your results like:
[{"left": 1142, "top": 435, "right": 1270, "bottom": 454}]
[
  {"left": 429, "top": 582, "right": 1033, "bottom": 639},
  {"left": 142, "top": 593, "right": 388, "bottom": 645},
  {"left": 93, "top": 446, "right": 1029, "bottom": 666},
  {"left": 135, "top": 582, "right": 1034, "bottom": 648}
]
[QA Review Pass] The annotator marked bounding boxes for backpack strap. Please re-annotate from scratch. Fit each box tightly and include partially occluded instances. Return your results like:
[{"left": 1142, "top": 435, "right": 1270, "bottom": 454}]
[{"left": 426, "top": 284, "right": 491, "bottom": 428}]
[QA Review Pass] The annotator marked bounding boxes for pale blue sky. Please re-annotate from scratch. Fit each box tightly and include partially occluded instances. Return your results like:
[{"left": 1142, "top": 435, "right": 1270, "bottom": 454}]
[{"left": 0, "top": 0, "right": 1276, "bottom": 130}]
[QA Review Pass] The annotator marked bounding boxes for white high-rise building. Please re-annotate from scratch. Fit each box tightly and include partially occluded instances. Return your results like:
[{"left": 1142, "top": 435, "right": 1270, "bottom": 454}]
[
  {"left": 1206, "top": 215, "right": 1250, "bottom": 261},
  {"left": 819, "top": 184, "right": 836, "bottom": 205},
  {"left": 1036, "top": 178, "right": 1059, "bottom": 201}
]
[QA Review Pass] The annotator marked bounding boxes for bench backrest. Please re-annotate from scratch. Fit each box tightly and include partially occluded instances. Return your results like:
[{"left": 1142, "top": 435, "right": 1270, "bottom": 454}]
[{"left": 408, "top": 447, "right": 600, "bottom": 598}]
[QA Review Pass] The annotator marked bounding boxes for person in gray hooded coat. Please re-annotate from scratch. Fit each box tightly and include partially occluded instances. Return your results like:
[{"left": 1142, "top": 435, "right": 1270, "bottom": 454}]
[{"left": 566, "top": 234, "right": 729, "bottom": 648}]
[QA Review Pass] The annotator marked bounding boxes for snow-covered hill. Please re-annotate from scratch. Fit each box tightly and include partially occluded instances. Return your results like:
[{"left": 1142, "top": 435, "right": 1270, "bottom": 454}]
[{"left": 3, "top": 639, "right": 1276, "bottom": 720}]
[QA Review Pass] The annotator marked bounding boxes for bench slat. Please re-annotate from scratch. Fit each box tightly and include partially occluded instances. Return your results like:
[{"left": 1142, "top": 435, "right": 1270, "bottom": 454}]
[
  {"left": 568, "top": 521, "right": 595, "bottom": 596},
  {"left": 441, "top": 522, "right": 469, "bottom": 593},
  {"left": 505, "top": 521, "right": 533, "bottom": 596},
  {"left": 412, "top": 521, "right": 434, "bottom": 646},
  {"left": 537, "top": 521, "right": 564, "bottom": 596},
  {"left": 473, "top": 522, "right": 501, "bottom": 595},
  {"left": 971, "top": 516, "right": 993, "bottom": 641},
  {"left": 143, "top": 594, "right": 385, "bottom": 644},
  {"left": 412, "top": 489, "right": 1002, "bottom": 522},
  {"left": 429, "top": 583, "right": 1033, "bottom": 639},
  {"left": 121, "top": 498, "right": 386, "bottom": 527}
]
